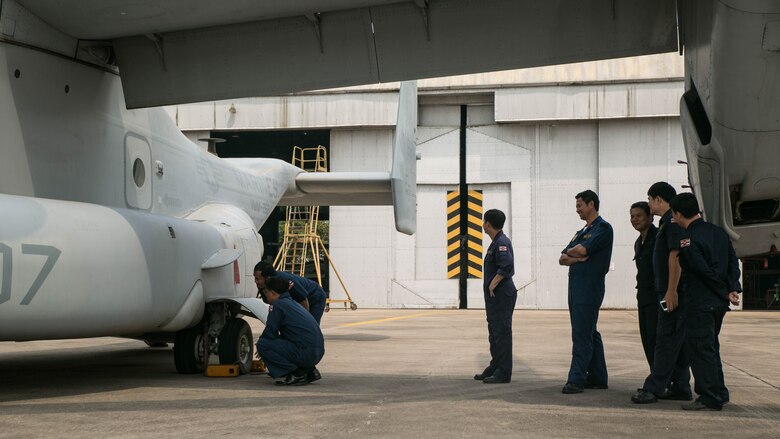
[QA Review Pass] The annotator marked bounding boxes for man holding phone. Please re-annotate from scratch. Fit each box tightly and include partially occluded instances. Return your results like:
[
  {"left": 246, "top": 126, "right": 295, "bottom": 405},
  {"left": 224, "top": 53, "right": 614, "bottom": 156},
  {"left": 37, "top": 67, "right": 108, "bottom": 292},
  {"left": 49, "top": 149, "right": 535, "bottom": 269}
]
[{"left": 631, "top": 182, "right": 692, "bottom": 404}]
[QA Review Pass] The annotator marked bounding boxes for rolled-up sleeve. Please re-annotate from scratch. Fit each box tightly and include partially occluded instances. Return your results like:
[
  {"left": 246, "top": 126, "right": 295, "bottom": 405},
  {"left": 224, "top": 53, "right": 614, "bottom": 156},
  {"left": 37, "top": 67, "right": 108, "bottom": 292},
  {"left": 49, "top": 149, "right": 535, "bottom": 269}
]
[
  {"left": 581, "top": 223, "right": 612, "bottom": 255},
  {"left": 495, "top": 240, "right": 515, "bottom": 278}
]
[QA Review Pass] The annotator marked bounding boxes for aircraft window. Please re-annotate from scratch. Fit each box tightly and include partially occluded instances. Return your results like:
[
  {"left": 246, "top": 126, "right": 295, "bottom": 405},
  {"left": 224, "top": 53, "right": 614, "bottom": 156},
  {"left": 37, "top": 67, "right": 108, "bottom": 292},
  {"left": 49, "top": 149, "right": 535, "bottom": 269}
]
[{"left": 132, "top": 158, "right": 146, "bottom": 188}]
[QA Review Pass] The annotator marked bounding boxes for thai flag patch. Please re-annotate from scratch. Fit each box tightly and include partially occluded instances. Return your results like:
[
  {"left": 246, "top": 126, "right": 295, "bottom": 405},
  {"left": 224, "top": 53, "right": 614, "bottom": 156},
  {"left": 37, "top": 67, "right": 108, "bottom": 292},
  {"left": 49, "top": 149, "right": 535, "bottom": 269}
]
[
  {"left": 680, "top": 238, "right": 691, "bottom": 248},
  {"left": 499, "top": 246, "right": 508, "bottom": 251},
  {"left": 268, "top": 305, "right": 274, "bottom": 312}
]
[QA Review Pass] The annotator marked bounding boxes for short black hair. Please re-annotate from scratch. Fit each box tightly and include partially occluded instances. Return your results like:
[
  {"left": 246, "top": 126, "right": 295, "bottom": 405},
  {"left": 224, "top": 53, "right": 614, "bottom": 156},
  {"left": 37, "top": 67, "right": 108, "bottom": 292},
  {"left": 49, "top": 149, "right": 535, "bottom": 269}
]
[
  {"left": 253, "top": 261, "right": 276, "bottom": 277},
  {"left": 483, "top": 209, "right": 506, "bottom": 230},
  {"left": 670, "top": 193, "right": 700, "bottom": 218},
  {"left": 647, "top": 182, "right": 677, "bottom": 203},
  {"left": 576, "top": 190, "right": 600, "bottom": 211},
  {"left": 266, "top": 276, "right": 290, "bottom": 294},
  {"left": 630, "top": 201, "right": 651, "bottom": 217}
]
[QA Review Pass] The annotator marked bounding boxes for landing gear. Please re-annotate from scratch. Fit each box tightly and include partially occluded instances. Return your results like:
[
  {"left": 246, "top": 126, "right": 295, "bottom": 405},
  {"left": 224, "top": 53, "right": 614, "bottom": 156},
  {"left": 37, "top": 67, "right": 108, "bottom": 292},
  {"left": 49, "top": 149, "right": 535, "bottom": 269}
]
[
  {"left": 218, "top": 318, "right": 253, "bottom": 374},
  {"left": 173, "top": 302, "right": 257, "bottom": 375},
  {"left": 173, "top": 323, "right": 206, "bottom": 374}
]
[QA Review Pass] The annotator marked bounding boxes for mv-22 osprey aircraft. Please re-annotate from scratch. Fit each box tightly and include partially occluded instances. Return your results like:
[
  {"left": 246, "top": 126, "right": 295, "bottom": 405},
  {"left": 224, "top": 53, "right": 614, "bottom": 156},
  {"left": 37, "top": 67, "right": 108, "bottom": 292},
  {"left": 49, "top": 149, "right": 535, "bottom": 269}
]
[{"left": 0, "top": 0, "right": 778, "bottom": 374}]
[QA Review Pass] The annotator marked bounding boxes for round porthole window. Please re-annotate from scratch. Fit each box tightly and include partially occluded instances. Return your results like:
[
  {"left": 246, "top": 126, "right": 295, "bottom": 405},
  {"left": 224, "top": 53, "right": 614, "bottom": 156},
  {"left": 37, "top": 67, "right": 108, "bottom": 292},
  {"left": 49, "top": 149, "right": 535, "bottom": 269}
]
[{"left": 133, "top": 158, "right": 146, "bottom": 188}]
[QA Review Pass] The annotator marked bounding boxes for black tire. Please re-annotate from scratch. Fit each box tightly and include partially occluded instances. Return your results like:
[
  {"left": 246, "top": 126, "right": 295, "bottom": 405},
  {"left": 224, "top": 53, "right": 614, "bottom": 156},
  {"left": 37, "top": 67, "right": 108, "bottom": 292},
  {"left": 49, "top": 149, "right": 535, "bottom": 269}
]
[
  {"left": 174, "top": 323, "right": 206, "bottom": 374},
  {"left": 218, "top": 318, "right": 253, "bottom": 374}
]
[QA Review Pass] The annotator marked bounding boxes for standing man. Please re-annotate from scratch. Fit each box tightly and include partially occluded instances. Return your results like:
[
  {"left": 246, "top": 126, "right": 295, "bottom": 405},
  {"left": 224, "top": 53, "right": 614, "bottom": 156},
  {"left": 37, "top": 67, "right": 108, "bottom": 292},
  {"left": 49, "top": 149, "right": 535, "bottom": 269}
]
[
  {"left": 630, "top": 201, "right": 658, "bottom": 370},
  {"left": 632, "top": 182, "right": 692, "bottom": 404},
  {"left": 256, "top": 276, "right": 325, "bottom": 385},
  {"left": 254, "top": 261, "right": 327, "bottom": 324},
  {"left": 559, "top": 190, "right": 613, "bottom": 394},
  {"left": 474, "top": 209, "right": 517, "bottom": 384},
  {"left": 671, "top": 193, "right": 741, "bottom": 411}
]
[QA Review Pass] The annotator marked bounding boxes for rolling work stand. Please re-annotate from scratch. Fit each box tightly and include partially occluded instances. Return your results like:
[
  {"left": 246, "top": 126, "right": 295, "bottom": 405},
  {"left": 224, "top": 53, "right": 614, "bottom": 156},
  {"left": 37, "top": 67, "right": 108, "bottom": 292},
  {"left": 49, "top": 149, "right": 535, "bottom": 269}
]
[{"left": 273, "top": 146, "right": 357, "bottom": 311}]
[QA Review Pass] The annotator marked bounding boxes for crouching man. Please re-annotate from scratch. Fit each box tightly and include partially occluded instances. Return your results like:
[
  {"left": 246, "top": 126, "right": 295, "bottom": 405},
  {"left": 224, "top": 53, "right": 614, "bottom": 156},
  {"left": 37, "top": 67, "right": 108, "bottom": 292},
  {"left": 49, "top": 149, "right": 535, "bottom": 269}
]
[{"left": 256, "top": 276, "right": 325, "bottom": 386}]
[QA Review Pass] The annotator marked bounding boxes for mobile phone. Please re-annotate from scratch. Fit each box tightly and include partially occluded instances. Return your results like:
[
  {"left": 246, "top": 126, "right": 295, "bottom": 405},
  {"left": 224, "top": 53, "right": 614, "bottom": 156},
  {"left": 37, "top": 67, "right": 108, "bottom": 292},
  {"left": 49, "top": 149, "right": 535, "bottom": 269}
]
[{"left": 660, "top": 299, "right": 668, "bottom": 312}]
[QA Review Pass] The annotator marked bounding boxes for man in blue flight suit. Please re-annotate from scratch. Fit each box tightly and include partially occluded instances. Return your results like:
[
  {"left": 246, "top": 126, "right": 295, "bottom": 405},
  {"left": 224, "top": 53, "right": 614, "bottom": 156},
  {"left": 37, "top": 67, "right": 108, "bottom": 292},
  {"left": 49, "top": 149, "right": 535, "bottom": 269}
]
[
  {"left": 474, "top": 209, "right": 517, "bottom": 384},
  {"left": 671, "top": 193, "right": 741, "bottom": 411},
  {"left": 254, "top": 261, "right": 327, "bottom": 324},
  {"left": 256, "top": 276, "right": 325, "bottom": 385},
  {"left": 632, "top": 182, "right": 692, "bottom": 404},
  {"left": 559, "top": 190, "right": 613, "bottom": 394},
  {"left": 630, "top": 201, "right": 658, "bottom": 371}
]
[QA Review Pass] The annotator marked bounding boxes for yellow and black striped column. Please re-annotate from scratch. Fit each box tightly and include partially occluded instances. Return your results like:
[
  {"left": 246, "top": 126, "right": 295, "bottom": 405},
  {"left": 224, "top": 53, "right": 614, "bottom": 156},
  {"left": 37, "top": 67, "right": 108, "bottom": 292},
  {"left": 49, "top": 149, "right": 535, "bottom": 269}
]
[{"left": 447, "top": 190, "right": 483, "bottom": 279}]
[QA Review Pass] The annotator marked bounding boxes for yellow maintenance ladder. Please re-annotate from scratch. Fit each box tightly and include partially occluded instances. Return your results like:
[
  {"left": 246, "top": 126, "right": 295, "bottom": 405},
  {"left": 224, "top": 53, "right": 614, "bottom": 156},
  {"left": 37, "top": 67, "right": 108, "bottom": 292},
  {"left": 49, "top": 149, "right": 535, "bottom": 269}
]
[{"left": 273, "top": 146, "right": 357, "bottom": 311}]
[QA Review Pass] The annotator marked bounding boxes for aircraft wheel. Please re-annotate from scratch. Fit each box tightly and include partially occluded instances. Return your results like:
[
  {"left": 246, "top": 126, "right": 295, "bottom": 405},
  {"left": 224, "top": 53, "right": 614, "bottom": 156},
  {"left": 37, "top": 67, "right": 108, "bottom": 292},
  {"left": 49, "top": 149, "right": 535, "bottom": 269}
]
[
  {"left": 218, "top": 318, "right": 253, "bottom": 374},
  {"left": 350, "top": 303, "right": 358, "bottom": 311},
  {"left": 174, "top": 324, "right": 206, "bottom": 374}
]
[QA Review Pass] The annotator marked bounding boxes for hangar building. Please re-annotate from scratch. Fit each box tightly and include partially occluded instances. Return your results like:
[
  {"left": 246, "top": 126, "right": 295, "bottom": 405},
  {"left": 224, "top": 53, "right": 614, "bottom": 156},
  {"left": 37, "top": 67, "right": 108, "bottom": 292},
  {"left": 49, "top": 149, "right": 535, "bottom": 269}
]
[{"left": 168, "top": 53, "right": 697, "bottom": 310}]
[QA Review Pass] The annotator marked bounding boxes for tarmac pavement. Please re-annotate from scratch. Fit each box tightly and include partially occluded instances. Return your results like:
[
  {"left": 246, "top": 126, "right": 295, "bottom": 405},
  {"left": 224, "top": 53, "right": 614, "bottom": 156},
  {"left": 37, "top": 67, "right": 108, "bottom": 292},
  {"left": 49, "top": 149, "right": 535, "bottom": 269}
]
[{"left": 0, "top": 309, "right": 778, "bottom": 438}]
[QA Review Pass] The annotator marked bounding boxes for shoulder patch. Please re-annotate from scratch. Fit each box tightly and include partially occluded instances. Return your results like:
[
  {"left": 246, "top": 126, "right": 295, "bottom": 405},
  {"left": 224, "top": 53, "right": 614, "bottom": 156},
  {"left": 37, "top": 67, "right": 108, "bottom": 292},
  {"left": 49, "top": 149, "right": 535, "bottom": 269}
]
[
  {"left": 680, "top": 238, "right": 691, "bottom": 248},
  {"left": 268, "top": 304, "right": 274, "bottom": 312},
  {"left": 498, "top": 245, "right": 508, "bottom": 251}
]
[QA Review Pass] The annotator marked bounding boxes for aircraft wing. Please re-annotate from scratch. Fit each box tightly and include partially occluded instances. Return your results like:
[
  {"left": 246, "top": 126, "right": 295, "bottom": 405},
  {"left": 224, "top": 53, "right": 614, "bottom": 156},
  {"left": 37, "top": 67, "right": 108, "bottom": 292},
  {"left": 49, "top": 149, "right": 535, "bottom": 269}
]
[{"left": 15, "top": 0, "right": 677, "bottom": 108}]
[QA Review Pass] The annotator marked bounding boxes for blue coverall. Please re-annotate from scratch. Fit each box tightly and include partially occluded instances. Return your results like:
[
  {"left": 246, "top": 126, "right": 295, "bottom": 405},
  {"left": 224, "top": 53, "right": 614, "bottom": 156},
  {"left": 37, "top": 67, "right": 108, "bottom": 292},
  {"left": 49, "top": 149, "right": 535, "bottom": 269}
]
[
  {"left": 482, "top": 230, "right": 517, "bottom": 381},
  {"left": 275, "top": 271, "right": 328, "bottom": 324},
  {"left": 562, "top": 215, "right": 613, "bottom": 387},
  {"left": 256, "top": 293, "right": 325, "bottom": 378}
]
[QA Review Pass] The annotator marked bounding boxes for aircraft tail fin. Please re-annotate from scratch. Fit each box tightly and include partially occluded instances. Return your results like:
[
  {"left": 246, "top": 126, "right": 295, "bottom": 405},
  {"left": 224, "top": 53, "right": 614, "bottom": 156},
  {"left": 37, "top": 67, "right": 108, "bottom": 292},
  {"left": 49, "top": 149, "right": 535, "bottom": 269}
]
[
  {"left": 279, "top": 81, "right": 418, "bottom": 235},
  {"left": 390, "top": 81, "right": 418, "bottom": 235}
]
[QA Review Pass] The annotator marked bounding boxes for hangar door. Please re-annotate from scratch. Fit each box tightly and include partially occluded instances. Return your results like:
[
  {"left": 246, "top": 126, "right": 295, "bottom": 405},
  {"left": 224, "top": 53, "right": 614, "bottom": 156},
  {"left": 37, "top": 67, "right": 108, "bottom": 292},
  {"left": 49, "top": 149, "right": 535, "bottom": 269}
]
[{"left": 412, "top": 183, "right": 511, "bottom": 309}]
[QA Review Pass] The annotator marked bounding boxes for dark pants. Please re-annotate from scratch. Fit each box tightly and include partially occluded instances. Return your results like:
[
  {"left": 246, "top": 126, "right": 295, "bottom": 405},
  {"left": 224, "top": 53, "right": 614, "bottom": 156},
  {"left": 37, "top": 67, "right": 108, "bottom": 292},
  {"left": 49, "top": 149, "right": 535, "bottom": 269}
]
[
  {"left": 257, "top": 337, "right": 322, "bottom": 378},
  {"left": 566, "top": 275, "right": 608, "bottom": 387},
  {"left": 309, "top": 290, "right": 327, "bottom": 324},
  {"left": 638, "top": 300, "right": 659, "bottom": 371},
  {"left": 685, "top": 306, "right": 729, "bottom": 408},
  {"left": 482, "top": 289, "right": 517, "bottom": 380},
  {"left": 567, "top": 303, "right": 608, "bottom": 386},
  {"left": 642, "top": 303, "right": 691, "bottom": 396}
]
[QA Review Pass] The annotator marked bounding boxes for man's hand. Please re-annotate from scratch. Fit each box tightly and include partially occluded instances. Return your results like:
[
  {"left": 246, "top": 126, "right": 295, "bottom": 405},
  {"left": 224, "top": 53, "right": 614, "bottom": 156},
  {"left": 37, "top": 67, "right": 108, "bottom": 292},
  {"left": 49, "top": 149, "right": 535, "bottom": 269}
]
[
  {"left": 728, "top": 291, "right": 740, "bottom": 306},
  {"left": 489, "top": 275, "right": 504, "bottom": 297},
  {"left": 489, "top": 280, "right": 499, "bottom": 297},
  {"left": 578, "top": 256, "right": 589, "bottom": 263},
  {"left": 663, "top": 290, "right": 678, "bottom": 312}
]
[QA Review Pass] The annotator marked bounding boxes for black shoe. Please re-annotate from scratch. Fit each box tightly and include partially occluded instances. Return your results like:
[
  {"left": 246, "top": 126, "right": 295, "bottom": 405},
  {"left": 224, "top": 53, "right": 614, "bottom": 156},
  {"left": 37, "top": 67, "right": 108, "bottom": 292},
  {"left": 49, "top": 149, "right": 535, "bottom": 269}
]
[
  {"left": 584, "top": 382, "right": 608, "bottom": 390},
  {"left": 274, "top": 372, "right": 308, "bottom": 386},
  {"left": 474, "top": 373, "right": 487, "bottom": 381},
  {"left": 631, "top": 388, "right": 658, "bottom": 404},
  {"left": 659, "top": 388, "right": 693, "bottom": 401},
  {"left": 562, "top": 382, "right": 583, "bottom": 394},
  {"left": 681, "top": 400, "right": 721, "bottom": 411},
  {"left": 483, "top": 375, "right": 510, "bottom": 384},
  {"left": 306, "top": 367, "right": 322, "bottom": 383}
]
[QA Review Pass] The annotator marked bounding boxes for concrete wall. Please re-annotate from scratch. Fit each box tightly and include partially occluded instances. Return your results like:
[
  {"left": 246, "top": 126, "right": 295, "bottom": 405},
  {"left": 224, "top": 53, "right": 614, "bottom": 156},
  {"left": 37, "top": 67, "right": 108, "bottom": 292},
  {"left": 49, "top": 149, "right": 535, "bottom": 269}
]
[{"left": 323, "top": 116, "right": 686, "bottom": 309}]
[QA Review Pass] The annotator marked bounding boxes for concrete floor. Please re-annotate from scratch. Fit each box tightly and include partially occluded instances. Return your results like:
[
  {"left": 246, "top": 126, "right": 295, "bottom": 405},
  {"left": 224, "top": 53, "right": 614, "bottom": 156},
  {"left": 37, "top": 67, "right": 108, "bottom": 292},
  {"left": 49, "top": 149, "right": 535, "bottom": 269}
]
[{"left": 0, "top": 309, "right": 778, "bottom": 438}]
